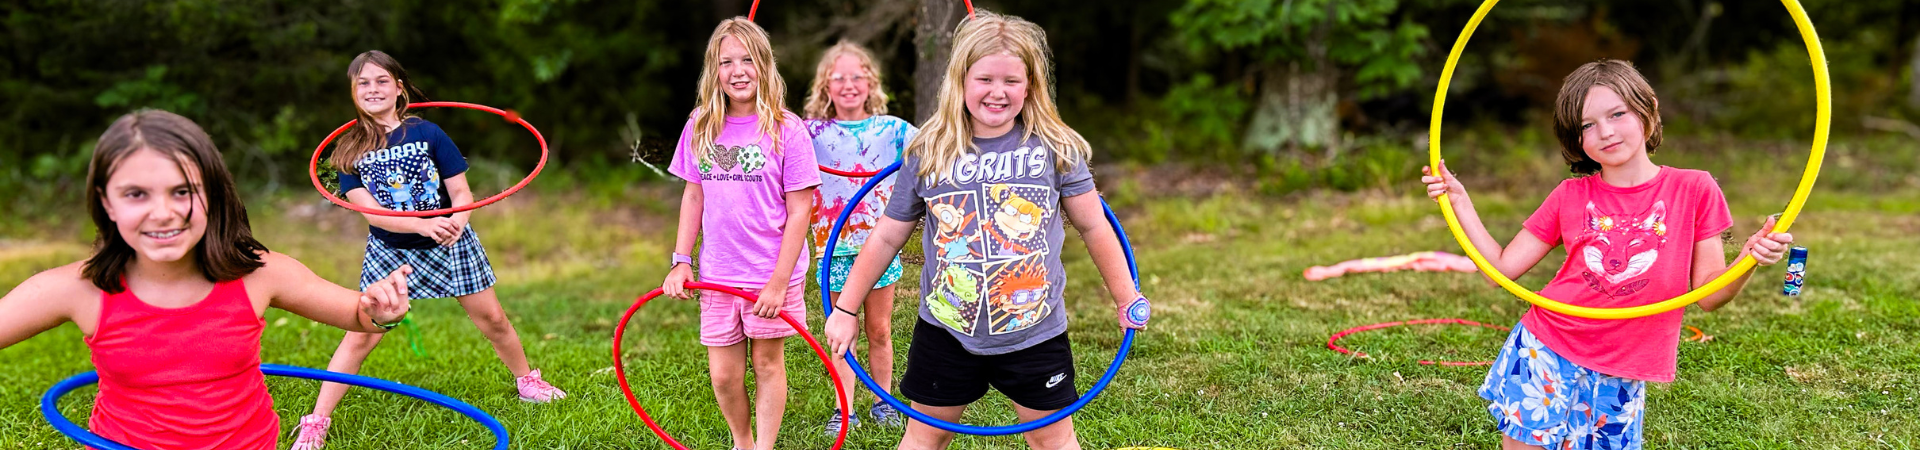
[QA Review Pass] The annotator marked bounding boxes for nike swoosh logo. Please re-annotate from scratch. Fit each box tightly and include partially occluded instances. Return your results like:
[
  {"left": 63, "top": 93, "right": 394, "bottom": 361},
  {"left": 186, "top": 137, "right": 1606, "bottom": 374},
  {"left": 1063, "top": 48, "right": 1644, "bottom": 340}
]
[{"left": 1045, "top": 373, "right": 1065, "bottom": 388}]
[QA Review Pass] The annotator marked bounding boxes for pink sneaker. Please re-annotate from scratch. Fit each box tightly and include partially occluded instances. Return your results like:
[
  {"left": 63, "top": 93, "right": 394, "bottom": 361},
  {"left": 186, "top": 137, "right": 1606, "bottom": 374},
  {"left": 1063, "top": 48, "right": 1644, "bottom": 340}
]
[
  {"left": 289, "top": 414, "right": 330, "bottom": 450},
  {"left": 516, "top": 369, "right": 567, "bottom": 403}
]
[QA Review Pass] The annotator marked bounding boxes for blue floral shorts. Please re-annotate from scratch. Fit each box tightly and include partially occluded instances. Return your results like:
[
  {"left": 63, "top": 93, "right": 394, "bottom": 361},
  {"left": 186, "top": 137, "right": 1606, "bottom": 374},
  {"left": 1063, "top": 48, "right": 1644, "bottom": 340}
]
[
  {"left": 822, "top": 254, "right": 903, "bottom": 293},
  {"left": 1479, "top": 323, "right": 1646, "bottom": 450}
]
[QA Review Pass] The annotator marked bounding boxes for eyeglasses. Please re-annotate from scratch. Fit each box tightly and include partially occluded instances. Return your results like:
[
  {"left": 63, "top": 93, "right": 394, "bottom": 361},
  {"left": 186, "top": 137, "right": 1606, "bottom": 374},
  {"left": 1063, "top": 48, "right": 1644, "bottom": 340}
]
[{"left": 829, "top": 73, "right": 871, "bottom": 85}]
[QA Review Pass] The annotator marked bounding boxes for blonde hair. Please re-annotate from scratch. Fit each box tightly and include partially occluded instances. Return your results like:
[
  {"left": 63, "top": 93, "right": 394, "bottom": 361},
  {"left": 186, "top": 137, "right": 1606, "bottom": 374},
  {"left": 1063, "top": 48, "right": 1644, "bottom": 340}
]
[
  {"left": 691, "top": 17, "right": 791, "bottom": 163},
  {"left": 803, "top": 41, "right": 890, "bottom": 120},
  {"left": 905, "top": 10, "right": 1090, "bottom": 184}
]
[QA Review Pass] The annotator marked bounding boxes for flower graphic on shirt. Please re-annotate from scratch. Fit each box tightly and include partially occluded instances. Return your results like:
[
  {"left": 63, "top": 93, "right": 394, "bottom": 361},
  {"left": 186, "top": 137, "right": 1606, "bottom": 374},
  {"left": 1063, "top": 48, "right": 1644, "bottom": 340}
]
[{"left": 1575, "top": 201, "right": 1668, "bottom": 298}]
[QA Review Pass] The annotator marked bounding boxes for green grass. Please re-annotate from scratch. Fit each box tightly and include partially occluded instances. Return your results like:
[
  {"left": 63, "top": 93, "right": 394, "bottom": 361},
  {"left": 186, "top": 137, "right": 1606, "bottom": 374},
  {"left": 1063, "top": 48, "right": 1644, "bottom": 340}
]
[{"left": 2, "top": 134, "right": 1917, "bottom": 449}]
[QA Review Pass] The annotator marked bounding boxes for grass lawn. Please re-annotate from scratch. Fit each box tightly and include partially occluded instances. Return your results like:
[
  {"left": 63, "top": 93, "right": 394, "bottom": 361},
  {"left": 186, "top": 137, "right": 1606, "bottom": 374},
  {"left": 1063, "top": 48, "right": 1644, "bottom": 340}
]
[{"left": 1, "top": 134, "right": 1915, "bottom": 449}]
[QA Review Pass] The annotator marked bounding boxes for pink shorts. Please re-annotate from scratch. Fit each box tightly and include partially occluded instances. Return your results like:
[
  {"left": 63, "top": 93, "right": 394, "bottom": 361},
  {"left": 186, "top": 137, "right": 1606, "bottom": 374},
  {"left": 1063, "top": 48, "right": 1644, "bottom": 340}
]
[{"left": 699, "top": 282, "right": 808, "bottom": 347}]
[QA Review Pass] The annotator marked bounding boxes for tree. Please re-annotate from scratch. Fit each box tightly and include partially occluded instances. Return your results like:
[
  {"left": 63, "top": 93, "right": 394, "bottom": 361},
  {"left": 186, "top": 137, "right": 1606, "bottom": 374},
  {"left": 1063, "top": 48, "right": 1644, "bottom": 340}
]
[
  {"left": 1172, "top": 0, "right": 1430, "bottom": 156},
  {"left": 913, "top": 0, "right": 968, "bottom": 123}
]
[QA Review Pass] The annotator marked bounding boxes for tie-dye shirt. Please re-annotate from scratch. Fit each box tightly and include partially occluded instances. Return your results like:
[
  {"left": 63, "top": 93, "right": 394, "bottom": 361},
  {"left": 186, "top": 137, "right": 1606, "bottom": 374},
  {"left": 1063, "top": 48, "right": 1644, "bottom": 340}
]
[
  {"left": 1520, "top": 167, "right": 1732, "bottom": 382},
  {"left": 884, "top": 124, "right": 1096, "bottom": 355},
  {"left": 806, "top": 115, "right": 918, "bottom": 257}
]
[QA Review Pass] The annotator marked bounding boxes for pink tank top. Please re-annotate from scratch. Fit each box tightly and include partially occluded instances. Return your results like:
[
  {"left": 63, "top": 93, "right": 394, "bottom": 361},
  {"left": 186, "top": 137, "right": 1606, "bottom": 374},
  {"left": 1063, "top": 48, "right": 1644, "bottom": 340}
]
[{"left": 85, "top": 278, "right": 278, "bottom": 450}]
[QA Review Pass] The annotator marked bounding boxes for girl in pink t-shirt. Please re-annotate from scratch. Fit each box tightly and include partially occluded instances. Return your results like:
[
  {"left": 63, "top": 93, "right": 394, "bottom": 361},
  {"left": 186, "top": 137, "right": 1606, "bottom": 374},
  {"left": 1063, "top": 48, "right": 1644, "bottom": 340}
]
[
  {"left": 659, "top": 17, "right": 820, "bottom": 450},
  {"left": 0, "top": 110, "right": 412, "bottom": 450},
  {"left": 1422, "top": 60, "right": 1795, "bottom": 449}
]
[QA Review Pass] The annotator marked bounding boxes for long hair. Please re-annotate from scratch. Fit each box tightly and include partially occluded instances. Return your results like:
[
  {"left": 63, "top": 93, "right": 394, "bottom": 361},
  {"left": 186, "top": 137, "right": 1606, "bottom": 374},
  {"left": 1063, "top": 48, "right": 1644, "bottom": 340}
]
[
  {"left": 905, "top": 10, "right": 1089, "bottom": 184},
  {"left": 802, "top": 40, "right": 889, "bottom": 120},
  {"left": 690, "top": 17, "right": 791, "bottom": 163},
  {"left": 331, "top": 50, "right": 426, "bottom": 173},
  {"left": 1553, "top": 59, "right": 1663, "bottom": 176},
  {"left": 83, "top": 109, "right": 267, "bottom": 293}
]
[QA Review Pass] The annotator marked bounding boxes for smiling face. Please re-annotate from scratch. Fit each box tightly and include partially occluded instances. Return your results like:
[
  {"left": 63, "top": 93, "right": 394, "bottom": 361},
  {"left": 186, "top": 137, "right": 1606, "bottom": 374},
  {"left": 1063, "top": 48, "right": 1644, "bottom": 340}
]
[
  {"left": 717, "top": 35, "right": 760, "bottom": 111},
  {"left": 100, "top": 148, "right": 208, "bottom": 266},
  {"left": 353, "top": 63, "right": 402, "bottom": 122},
  {"left": 964, "top": 53, "right": 1029, "bottom": 138},
  {"left": 1578, "top": 85, "right": 1650, "bottom": 169},
  {"left": 828, "top": 54, "right": 873, "bottom": 121}
]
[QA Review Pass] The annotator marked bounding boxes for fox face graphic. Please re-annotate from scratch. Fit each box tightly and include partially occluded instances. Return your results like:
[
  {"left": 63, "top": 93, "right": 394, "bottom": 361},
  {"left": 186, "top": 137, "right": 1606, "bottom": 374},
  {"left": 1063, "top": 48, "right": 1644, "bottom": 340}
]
[{"left": 1574, "top": 201, "right": 1668, "bottom": 298}]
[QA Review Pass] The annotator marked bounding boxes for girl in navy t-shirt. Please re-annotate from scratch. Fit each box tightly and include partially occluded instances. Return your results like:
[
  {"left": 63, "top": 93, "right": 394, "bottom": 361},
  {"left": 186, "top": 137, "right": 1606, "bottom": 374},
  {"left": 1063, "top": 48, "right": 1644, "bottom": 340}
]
[{"left": 290, "top": 50, "right": 566, "bottom": 450}]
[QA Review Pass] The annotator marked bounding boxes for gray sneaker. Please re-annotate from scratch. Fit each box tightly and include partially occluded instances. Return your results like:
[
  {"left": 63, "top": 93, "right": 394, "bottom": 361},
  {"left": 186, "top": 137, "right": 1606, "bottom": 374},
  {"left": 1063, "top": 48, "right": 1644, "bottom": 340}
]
[
  {"left": 869, "top": 401, "right": 905, "bottom": 427},
  {"left": 824, "top": 409, "right": 860, "bottom": 436}
]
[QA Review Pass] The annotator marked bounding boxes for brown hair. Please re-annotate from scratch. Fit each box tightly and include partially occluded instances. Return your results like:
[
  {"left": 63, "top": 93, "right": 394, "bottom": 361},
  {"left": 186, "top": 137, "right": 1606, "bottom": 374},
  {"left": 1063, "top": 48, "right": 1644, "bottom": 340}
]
[
  {"left": 83, "top": 109, "right": 267, "bottom": 293},
  {"left": 1553, "top": 59, "right": 1663, "bottom": 176},
  {"left": 803, "top": 40, "right": 889, "bottom": 119},
  {"left": 330, "top": 50, "right": 426, "bottom": 174}
]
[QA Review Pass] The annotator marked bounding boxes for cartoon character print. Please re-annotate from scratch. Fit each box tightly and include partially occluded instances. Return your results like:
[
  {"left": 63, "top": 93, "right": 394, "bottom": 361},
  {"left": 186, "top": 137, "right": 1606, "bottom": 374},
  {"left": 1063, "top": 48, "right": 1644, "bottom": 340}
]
[
  {"left": 928, "top": 192, "right": 986, "bottom": 262},
  {"left": 379, "top": 171, "right": 415, "bottom": 207},
  {"left": 925, "top": 262, "right": 983, "bottom": 335},
  {"left": 983, "top": 183, "right": 1051, "bottom": 257},
  {"left": 985, "top": 256, "right": 1051, "bottom": 335},
  {"left": 1573, "top": 201, "right": 1668, "bottom": 298}
]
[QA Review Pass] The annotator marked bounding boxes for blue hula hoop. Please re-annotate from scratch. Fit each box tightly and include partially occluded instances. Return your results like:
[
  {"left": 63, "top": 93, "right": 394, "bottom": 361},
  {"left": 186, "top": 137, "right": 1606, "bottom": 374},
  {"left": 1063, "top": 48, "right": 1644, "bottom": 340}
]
[
  {"left": 41, "top": 364, "right": 509, "bottom": 450},
  {"left": 818, "top": 160, "right": 1140, "bottom": 436}
]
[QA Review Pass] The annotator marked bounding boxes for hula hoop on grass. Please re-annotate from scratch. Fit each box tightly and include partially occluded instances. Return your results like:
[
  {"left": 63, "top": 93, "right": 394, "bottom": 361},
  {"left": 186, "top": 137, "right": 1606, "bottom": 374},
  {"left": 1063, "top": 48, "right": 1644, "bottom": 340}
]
[
  {"left": 1428, "top": 0, "right": 1828, "bottom": 320},
  {"left": 749, "top": 0, "right": 974, "bottom": 21},
  {"left": 41, "top": 364, "right": 508, "bottom": 450},
  {"left": 1326, "top": 320, "right": 1713, "bottom": 366},
  {"left": 309, "top": 101, "right": 549, "bottom": 218},
  {"left": 611, "top": 282, "right": 850, "bottom": 450},
  {"left": 818, "top": 160, "right": 1141, "bottom": 436}
]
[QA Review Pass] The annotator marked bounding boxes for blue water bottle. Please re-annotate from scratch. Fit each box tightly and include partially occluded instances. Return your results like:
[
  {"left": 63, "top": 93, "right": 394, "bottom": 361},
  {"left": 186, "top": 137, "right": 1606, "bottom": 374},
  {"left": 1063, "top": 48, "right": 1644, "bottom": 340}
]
[{"left": 1781, "top": 246, "right": 1808, "bottom": 296}]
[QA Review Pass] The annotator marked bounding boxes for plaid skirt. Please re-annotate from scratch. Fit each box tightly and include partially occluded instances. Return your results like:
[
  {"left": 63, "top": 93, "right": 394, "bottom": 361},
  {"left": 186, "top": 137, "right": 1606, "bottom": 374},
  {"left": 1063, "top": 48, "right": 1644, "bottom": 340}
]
[{"left": 360, "top": 225, "right": 496, "bottom": 300}]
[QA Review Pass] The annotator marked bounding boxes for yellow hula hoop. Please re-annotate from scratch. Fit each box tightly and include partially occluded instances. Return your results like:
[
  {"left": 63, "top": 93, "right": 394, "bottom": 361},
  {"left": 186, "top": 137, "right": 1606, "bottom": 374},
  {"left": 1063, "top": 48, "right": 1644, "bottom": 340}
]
[{"left": 1429, "top": 0, "right": 1829, "bottom": 320}]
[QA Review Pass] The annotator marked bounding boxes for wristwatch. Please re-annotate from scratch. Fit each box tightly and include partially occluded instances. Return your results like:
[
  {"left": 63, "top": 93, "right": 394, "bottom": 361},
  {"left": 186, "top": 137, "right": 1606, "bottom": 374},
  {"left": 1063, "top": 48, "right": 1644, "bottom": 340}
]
[{"left": 670, "top": 252, "right": 694, "bottom": 269}]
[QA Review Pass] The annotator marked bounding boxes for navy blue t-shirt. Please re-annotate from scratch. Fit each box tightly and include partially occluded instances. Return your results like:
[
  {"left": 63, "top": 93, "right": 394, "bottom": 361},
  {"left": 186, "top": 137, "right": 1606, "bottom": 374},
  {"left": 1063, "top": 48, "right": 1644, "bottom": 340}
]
[{"left": 337, "top": 118, "right": 469, "bottom": 249}]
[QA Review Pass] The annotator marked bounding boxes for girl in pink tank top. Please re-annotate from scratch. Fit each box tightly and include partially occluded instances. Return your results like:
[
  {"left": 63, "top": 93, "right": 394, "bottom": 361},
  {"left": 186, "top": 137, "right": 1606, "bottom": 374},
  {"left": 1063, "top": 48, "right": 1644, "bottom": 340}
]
[{"left": 0, "top": 110, "right": 414, "bottom": 450}]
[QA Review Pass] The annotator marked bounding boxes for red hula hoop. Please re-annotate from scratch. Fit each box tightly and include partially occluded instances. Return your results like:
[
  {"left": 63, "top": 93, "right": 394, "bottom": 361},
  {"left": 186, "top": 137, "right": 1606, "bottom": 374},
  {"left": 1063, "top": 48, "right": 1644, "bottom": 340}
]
[
  {"left": 1327, "top": 319, "right": 1711, "bottom": 366},
  {"left": 308, "top": 101, "right": 548, "bottom": 218},
  {"left": 749, "top": 0, "right": 972, "bottom": 21},
  {"left": 612, "top": 282, "right": 849, "bottom": 450},
  {"left": 819, "top": 165, "right": 882, "bottom": 178}
]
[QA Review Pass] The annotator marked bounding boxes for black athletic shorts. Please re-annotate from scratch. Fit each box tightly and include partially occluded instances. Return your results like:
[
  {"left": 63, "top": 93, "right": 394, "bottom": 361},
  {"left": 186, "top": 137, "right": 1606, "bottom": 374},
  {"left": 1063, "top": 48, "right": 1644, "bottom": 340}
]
[{"left": 898, "top": 319, "right": 1079, "bottom": 411}]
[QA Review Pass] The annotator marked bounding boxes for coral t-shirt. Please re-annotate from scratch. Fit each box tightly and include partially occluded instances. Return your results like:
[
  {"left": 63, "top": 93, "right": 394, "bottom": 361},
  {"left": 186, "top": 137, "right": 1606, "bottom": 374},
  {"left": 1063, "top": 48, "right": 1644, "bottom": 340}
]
[{"left": 1519, "top": 167, "right": 1733, "bottom": 382}]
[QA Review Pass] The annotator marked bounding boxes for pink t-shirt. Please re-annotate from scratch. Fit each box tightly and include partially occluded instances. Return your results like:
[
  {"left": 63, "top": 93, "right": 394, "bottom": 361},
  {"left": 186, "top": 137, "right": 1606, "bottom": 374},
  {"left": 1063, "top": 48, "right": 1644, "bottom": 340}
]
[
  {"left": 1519, "top": 167, "right": 1732, "bottom": 382},
  {"left": 669, "top": 111, "right": 822, "bottom": 289}
]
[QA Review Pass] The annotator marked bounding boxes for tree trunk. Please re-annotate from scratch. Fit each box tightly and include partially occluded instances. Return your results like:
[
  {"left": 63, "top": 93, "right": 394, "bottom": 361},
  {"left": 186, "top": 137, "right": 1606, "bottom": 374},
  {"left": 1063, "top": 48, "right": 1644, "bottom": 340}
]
[
  {"left": 1242, "top": 62, "right": 1339, "bottom": 154},
  {"left": 1910, "top": 33, "right": 1920, "bottom": 109},
  {"left": 1243, "top": 0, "right": 1340, "bottom": 155},
  {"left": 914, "top": 0, "right": 967, "bottom": 123}
]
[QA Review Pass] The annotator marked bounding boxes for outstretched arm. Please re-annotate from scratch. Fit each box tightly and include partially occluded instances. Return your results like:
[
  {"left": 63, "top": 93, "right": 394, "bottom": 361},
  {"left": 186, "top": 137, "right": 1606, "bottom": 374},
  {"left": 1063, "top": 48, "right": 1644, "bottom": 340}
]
[
  {"left": 1424, "top": 161, "right": 1555, "bottom": 283},
  {"left": 260, "top": 252, "right": 412, "bottom": 333},
  {"left": 0, "top": 265, "right": 84, "bottom": 350}
]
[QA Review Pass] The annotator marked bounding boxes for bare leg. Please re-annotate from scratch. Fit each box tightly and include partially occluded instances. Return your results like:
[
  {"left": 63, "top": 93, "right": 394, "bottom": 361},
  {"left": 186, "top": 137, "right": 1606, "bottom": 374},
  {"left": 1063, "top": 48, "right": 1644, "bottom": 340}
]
[
  {"left": 750, "top": 337, "right": 789, "bottom": 450},
  {"left": 1501, "top": 436, "right": 1546, "bottom": 450},
  {"left": 456, "top": 288, "right": 532, "bottom": 377},
  {"left": 863, "top": 285, "right": 899, "bottom": 402},
  {"left": 708, "top": 343, "right": 754, "bottom": 449},
  {"left": 897, "top": 404, "right": 966, "bottom": 450},
  {"left": 1013, "top": 404, "right": 1080, "bottom": 450},
  {"left": 309, "top": 331, "right": 388, "bottom": 417}
]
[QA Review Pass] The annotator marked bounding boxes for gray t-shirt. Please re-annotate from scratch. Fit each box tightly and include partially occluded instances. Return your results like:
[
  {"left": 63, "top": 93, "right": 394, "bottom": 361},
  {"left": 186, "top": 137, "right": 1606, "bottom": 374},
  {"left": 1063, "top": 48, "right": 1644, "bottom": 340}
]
[{"left": 884, "top": 124, "right": 1096, "bottom": 355}]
